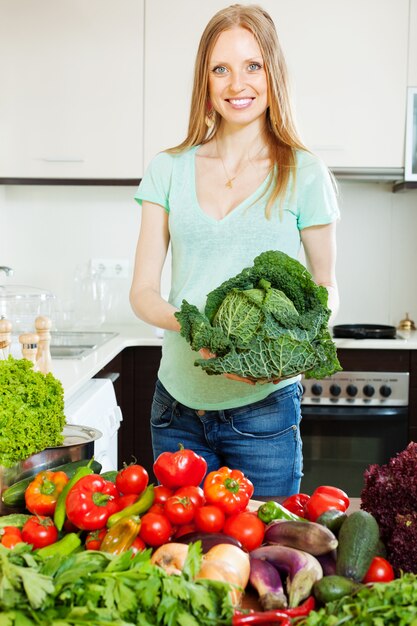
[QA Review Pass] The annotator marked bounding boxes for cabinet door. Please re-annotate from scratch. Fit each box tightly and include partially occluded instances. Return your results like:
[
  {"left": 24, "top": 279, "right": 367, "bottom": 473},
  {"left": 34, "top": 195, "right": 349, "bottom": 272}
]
[
  {"left": 0, "top": 0, "right": 143, "bottom": 179},
  {"left": 409, "top": 0, "right": 417, "bottom": 85},
  {"left": 144, "top": 0, "right": 409, "bottom": 169}
]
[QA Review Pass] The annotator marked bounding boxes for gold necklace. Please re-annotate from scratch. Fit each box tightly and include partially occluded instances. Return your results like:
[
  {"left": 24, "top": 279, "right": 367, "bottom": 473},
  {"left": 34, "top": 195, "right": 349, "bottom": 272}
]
[{"left": 216, "top": 137, "right": 264, "bottom": 189}]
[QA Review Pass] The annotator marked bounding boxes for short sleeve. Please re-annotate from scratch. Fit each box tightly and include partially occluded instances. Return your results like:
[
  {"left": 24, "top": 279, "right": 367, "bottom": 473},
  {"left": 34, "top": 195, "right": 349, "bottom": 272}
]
[
  {"left": 134, "top": 151, "right": 175, "bottom": 212},
  {"left": 295, "top": 152, "right": 340, "bottom": 230}
]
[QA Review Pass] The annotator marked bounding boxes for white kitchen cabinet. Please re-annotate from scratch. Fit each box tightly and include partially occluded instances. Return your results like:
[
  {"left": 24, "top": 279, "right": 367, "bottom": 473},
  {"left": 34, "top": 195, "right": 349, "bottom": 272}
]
[
  {"left": 0, "top": 0, "right": 143, "bottom": 179},
  {"left": 409, "top": 0, "right": 417, "bottom": 86},
  {"left": 144, "top": 0, "right": 409, "bottom": 170}
]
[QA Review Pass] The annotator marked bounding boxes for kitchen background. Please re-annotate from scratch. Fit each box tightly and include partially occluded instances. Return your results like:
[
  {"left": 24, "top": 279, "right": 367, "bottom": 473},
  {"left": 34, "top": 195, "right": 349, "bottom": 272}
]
[{"left": 1, "top": 0, "right": 417, "bottom": 331}]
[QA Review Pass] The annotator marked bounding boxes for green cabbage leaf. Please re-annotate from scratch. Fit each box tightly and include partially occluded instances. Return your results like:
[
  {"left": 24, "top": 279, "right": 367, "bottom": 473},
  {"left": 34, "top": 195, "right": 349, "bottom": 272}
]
[{"left": 175, "top": 250, "right": 341, "bottom": 382}]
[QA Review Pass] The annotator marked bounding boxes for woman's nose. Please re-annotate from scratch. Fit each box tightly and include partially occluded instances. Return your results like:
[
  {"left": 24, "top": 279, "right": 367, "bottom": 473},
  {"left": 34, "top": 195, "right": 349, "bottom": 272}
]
[{"left": 228, "top": 71, "right": 245, "bottom": 93}]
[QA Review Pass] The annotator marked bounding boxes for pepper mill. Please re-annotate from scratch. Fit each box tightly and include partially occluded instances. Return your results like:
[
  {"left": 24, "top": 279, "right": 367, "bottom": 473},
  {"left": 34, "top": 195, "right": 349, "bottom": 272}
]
[
  {"left": 0, "top": 318, "right": 12, "bottom": 359},
  {"left": 19, "top": 332, "right": 40, "bottom": 368},
  {"left": 35, "top": 315, "right": 52, "bottom": 374}
]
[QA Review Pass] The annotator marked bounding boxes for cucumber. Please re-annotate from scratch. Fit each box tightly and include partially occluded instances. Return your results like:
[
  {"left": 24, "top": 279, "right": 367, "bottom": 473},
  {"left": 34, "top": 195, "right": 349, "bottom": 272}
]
[
  {"left": 316, "top": 509, "right": 348, "bottom": 536},
  {"left": 335, "top": 510, "right": 380, "bottom": 582},
  {"left": 2, "top": 458, "right": 102, "bottom": 508},
  {"left": 313, "top": 575, "right": 364, "bottom": 604}
]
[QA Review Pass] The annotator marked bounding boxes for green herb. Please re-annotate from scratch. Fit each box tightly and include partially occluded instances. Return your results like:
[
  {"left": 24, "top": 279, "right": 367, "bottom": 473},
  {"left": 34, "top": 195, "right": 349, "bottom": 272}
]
[
  {"left": 299, "top": 573, "right": 417, "bottom": 625},
  {"left": 175, "top": 250, "right": 341, "bottom": 382},
  {"left": 0, "top": 541, "right": 234, "bottom": 626},
  {"left": 0, "top": 356, "right": 65, "bottom": 467}
]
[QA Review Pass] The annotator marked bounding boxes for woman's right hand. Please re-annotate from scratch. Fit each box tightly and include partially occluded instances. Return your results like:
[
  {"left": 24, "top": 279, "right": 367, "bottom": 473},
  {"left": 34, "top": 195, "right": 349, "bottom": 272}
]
[{"left": 199, "top": 348, "right": 256, "bottom": 386}]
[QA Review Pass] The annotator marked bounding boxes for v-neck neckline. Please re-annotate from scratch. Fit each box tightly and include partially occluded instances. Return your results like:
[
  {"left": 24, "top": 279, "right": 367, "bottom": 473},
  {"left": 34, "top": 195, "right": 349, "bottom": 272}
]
[{"left": 191, "top": 145, "right": 271, "bottom": 224}]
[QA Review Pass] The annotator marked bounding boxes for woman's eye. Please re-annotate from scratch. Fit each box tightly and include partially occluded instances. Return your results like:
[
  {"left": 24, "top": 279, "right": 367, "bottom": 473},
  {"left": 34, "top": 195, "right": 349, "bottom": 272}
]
[
  {"left": 248, "top": 62, "right": 262, "bottom": 71},
  {"left": 212, "top": 66, "right": 228, "bottom": 74}
]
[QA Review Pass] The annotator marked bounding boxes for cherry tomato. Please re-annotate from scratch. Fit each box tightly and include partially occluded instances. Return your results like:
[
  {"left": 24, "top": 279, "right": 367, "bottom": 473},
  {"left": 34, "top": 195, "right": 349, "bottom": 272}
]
[
  {"left": 363, "top": 556, "right": 395, "bottom": 583},
  {"left": 174, "top": 522, "right": 197, "bottom": 539},
  {"left": 313, "top": 486, "right": 350, "bottom": 509},
  {"left": 194, "top": 505, "right": 225, "bottom": 533},
  {"left": 117, "top": 494, "right": 139, "bottom": 510},
  {"left": 130, "top": 536, "right": 147, "bottom": 555},
  {"left": 1, "top": 527, "right": 23, "bottom": 550},
  {"left": 21, "top": 516, "right": 58, "bottom": 549},
  {"left": 175, "top": 485, "right": 206, "bottom": 508},
  {"left": 116, "top": 464, "right": 149, "bottom": 495},
  {"left": 164, "top": 495, "right": 195, "bottom": 525},
  {"left": 85, "top": 528, "right": 107, "bottom": 550},
  {"left": 139, "top": 512, "right": 173, "bottom": 547},
  {"left": 153, "top": 485, "right": 174, "bottom": 505},
  {"left": 223, "top": 511, "right": 265, "bottom": 551},
  {"left": 147, "top": 502, "right": 166, "bottom": 515}
]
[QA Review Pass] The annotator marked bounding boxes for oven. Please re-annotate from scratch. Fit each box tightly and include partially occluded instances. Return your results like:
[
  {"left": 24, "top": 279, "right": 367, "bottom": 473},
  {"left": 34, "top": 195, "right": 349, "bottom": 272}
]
[{"left": 300, "top": 369, "right": 409, "bottom": 497}]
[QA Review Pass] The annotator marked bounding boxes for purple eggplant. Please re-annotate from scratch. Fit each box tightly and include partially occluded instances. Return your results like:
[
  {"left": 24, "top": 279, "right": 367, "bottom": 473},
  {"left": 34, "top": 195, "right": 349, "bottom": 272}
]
[
  {"left": 264, "top": 520, "right": 338, "bottom": 556},
  {"left": 316, "top": 549, "right": 337, "bottom": 576},
  {"left": 176, "top": 531, "right": 242, "bottom": 552},
  {"left": 249, "top": 557, "right": 288, "bottom": 610},
  {"left": 250, "top": 544, "right": 323, "bottom": 608}
]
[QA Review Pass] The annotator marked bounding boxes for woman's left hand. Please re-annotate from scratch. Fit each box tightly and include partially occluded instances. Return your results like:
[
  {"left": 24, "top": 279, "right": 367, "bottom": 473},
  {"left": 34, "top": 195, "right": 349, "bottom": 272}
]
[{"left": 199, "top": 348, "right": 258, "bottom": 386}]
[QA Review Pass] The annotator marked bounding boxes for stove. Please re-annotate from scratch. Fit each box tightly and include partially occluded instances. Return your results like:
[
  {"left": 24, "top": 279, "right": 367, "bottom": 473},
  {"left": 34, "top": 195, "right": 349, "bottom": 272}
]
[{"left": 302, "top": 371, "right": 409, "bottom": 406}]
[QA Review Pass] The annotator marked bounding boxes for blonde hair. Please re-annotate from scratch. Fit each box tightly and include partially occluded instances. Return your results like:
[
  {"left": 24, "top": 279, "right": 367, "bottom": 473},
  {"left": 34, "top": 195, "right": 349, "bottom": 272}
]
[{"left": 169, "top": 4, "right": 309, "bottom": 217}]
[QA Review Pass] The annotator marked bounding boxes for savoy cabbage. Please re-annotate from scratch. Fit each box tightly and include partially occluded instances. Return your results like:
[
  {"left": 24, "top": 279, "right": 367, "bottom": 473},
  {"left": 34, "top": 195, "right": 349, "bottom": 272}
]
[{"left": 175, "top": 250, "right": 341, "bottom": 382}]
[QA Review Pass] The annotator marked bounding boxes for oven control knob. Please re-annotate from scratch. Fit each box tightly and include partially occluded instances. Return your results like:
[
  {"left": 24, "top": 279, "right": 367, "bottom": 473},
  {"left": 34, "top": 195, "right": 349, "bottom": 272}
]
[
  {"left": 311, "top": 383, "right": 323, "bottom": 396},
  {"left": 330, "top": 384, "right": 341, "bottom": 396},
  {"left": 380, "top": 384, "right": 392, "bottom": 398},
  {"left": 346, "top": 384, "right": 358, "bottom": 397},
  {"left": 363, "top": 384, "right": 375, "bottom": 397}
]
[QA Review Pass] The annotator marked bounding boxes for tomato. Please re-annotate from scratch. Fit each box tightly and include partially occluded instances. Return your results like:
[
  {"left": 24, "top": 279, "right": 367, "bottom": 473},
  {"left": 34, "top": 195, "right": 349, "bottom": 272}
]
[
  {"left": 223, "top": 511, "right": 265, "bottom": 551},
  {"left": 164, "top": 495, "right": 195, "bottom": 525},
  {"left": 139, "top": 512, "right": 173, "bottom": 547},
  {"left": 194, "top": 505, "right": 225, "bottom": 533},
  {"left": 175, "top": 485, "right": 206, "bottom": 508},
  {"left": 21, "top": 516, "right": 58, "bottom": 549},
  {"left": 130, "top": 536, "right": 147, "bottom": 555},
  {"left": 117, "top": 494, "right": 139, "bottom": 510},
  {"left": 153, "top": 485, "right": 174, "bottom": 505},
  {"left": 363, "top": 556, "right": 395, "bottom": 583},
  {"left": 1, "top": 527, "right": 23, "bottom": 550},
  {"left": 313, "top": 486, "right": 350, "bottom": 509},
  {"left": 147, "top": 502, "right": 166, "bottom": 515},
  {"left": 174, "top": 522, "right": 197, "bottom": 538},
  {"left": 85, "top": 528, "right": 107, "bottom": 550},
  {"left": 304, "top": 492, "right": 347, "bottom": 522},
  {"left": 116, "top": 464, "right": 149, "bottom": 496},
  {"left": 153, "top": 445, "right": 207, "bottom": 489}
]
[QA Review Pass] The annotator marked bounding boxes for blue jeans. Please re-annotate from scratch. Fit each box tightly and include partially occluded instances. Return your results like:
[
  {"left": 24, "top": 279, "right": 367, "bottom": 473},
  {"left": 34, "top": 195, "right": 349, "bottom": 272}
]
[{"left": 150, "top": 379, "right": 303, "bottom": 497}]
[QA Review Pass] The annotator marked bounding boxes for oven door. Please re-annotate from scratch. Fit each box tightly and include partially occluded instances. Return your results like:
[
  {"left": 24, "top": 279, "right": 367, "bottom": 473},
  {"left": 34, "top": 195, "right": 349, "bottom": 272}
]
[{"left": 300, "top": 405, "right": 408, "bottom": 497}]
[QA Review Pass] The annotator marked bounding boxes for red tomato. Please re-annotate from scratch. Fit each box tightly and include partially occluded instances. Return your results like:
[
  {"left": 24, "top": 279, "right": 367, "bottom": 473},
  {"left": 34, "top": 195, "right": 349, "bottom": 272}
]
[
  {"left": 164, "top": 495, "right": 195, "bottom": 525},
  {"left": 85, "top": 528, "right": 107, "bottom": 550},
  {"left": 304, "top": 492, "right": 347, "bottom": 522},
  {"left": 194, "top": 505, "right": 225, "bottom": 533},
  {"left": 175, "top": 485, "right": 206, "bottom": 508},
  {"left": 174, "top": 522, "right": 197, "bottom": 539},
  {"left": 223, "top": 511, "right": 265, "bottom": 551},
  {"left": 363, "top": 556, "right": 395, "bottom": 583},
  {"left": 313, "top": 486, "right": 350, "bottom": 509},
  {"left": 1, "top": 527, "right": 23, "bottom": 550},
  {"left": 21, "top": 516, "right": 58, "bottom": 549},
  {"left": 147, "top": 502, "right": 166, "bottom": 515},
  {"left": 153, "top": 485, "right": 174, "bottom": 505},
  {"left": 116, "top": 464, "right": 149, "bottom": 495},
  {"left": 130, "top": 536, "right": 147, "bottom": 555},
  {"left": 153, "top": 446, "right": 207, "bottom": 489},
  {"left": 139, "top": 512, "right": 173, "bottom": 547},
  {"left": 117, "top": 494, "right": 139, "bottom": 510}
]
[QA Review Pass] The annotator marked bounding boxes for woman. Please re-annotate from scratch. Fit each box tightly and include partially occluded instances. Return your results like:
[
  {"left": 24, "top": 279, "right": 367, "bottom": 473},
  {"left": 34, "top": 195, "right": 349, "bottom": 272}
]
[{"left": 130, "top": 4, "right": 339, "bottom": 496}]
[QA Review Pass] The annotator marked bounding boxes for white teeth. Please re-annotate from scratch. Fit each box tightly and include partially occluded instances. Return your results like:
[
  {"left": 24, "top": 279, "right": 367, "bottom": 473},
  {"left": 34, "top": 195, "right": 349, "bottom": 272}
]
[{"left": 229, "top": 98, "right": 252, "bottom": 105}]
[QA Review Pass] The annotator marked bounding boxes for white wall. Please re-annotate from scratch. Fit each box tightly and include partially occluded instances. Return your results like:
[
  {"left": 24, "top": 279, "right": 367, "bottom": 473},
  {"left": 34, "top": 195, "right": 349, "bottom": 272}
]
[{"left": 1, "top": 181, "right": 417, "bottom": 329}]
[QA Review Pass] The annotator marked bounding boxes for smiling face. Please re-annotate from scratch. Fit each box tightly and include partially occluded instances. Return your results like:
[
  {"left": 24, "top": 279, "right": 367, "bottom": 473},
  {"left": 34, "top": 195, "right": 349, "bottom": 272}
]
[{"left": 208, "top": 26, "right": 268, "bottom": 131}]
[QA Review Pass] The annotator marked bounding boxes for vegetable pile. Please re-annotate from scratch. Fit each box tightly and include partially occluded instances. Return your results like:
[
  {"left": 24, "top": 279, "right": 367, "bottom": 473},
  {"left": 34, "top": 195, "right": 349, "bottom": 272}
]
[
  {"left": 175, "top": 250, "right": 341, "bottom": 382},
  {"left": 360, "top": 441, "right": 417, "bottom": 576},
  {"left": 0, "top": 356, "right": 65, "bottom": 467}
]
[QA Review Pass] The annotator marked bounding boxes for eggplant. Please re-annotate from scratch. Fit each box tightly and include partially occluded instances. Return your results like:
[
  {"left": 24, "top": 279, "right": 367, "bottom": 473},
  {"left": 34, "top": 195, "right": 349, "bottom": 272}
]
[
  {"left": 264, "top": 520, "right": 338, "bottom": 556},
  {"left": 249, "top": 557, "right": 288, "bottom": 610},
  {"left": 176, "top": 531, "right": 243, "bottom": 552},
  {"left": 316, "top": 549, "right": 337, "bottom": 576},
  {"left": 250, "top": 544, "right": 323, "bottom": 608}
]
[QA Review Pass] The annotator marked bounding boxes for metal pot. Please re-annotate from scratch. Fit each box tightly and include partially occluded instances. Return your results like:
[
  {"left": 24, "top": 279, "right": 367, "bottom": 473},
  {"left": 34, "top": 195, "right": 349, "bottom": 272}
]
[
  {"left": 333, "top": 324, "right": 397, "bottom": 339},
  {"left": 0, "top": 424, "right": 102, "bottom": 515}
]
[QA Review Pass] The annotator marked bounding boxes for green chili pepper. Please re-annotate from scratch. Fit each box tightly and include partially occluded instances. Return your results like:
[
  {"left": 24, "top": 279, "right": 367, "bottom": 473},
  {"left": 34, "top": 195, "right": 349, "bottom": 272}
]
[
  {"left": 53, "top": 460, "right": 96, "bottom": 530},
  {"left": 36, "top": 532, "right": 82, "bottom": 559},
  {"left": 106, "top": 484, "right": 155, "bottom": 528},
  {"left": 257, "top": 500, "right": 306, "bottom": 524}
]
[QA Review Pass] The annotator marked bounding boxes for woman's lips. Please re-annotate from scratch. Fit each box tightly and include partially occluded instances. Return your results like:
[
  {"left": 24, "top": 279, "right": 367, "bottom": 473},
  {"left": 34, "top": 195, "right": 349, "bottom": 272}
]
[{"left": 226, "top": 97, "right": 254, "bottom": 109}]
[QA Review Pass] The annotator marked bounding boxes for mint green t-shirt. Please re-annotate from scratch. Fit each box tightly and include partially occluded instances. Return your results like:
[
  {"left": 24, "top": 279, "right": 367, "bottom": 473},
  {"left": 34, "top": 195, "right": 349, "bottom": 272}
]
[{"left": 135, "top": 146, "right": 339, "bottom": 410}]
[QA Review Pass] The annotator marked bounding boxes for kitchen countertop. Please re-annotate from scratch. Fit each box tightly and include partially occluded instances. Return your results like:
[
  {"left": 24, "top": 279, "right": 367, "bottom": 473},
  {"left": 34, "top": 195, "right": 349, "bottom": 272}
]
[{"left": 49, "top": 322, "right": 417, "bottom": 402}]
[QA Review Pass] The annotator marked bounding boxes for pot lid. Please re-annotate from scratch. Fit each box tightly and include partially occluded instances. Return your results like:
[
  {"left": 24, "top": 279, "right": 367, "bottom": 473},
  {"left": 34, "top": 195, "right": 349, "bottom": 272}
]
[
  {"left": 333, "top": 324, "right": 397, "bottom": 339},
  {"left": 0, "top": 284, "right": 55, "bottom": 300}
]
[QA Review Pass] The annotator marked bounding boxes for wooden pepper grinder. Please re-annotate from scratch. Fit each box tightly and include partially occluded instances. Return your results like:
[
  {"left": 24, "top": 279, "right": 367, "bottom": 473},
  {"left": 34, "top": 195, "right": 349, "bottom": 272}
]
[
  {"left": 0, "top": 318, "right": 12, "bottom": 359},
  {"left": 35, "top": 315, "right": 52, "bottom": 374},
  {"left": 19, "top": 332, "right": 40, "bottom": 368}
]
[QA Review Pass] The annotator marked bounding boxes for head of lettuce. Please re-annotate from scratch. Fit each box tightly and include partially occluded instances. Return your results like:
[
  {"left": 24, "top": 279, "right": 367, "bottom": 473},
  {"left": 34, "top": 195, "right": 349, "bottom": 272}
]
[
  {"left": 0, "top": 356, "right": 66, "bottom": 467},
  {"left": 175, "top": 251, "right": 341, "bottom": 383}
]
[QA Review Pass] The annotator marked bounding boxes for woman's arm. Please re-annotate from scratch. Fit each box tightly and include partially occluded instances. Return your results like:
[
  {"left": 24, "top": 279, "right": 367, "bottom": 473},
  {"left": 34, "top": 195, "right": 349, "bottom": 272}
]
[
  {"left": 300, "top": 221, "right": 339, "bottom": 325},
  {"left": 129, "top": 200, "right": 181, "bottom": 332}
]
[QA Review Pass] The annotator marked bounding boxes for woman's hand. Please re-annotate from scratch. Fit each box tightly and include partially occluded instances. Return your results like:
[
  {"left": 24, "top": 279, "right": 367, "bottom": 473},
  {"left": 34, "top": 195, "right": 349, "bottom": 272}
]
[{"left": 199, "top": 348, "right": 256, "bottom": 386}]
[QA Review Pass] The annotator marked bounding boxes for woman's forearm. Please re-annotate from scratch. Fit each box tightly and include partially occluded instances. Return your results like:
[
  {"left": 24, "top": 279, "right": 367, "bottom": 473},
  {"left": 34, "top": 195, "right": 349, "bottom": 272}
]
[{"left": 130, "top": 287, "right": 181, "bottom": 332}]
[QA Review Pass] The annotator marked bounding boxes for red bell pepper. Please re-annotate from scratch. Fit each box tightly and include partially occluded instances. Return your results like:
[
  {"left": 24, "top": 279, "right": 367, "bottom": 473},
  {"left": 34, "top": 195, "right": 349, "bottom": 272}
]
[
  {"left": 24, "top": 470, "right": 69, "bottom": 516},
  {"left": 304, "top": 491, "right": 347, "bottom": 522},
  {"left": 153, "top": 444, "right": 208, "bottom": 489},
  {"left": 281, "top": 493, "right": 310, "bottom": 517},
  {"left": 65, "top": 474, "right": 120, "bottom": 530},
  {"left": 203, "top": 466, "right": 254, "bottom": 515}
]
